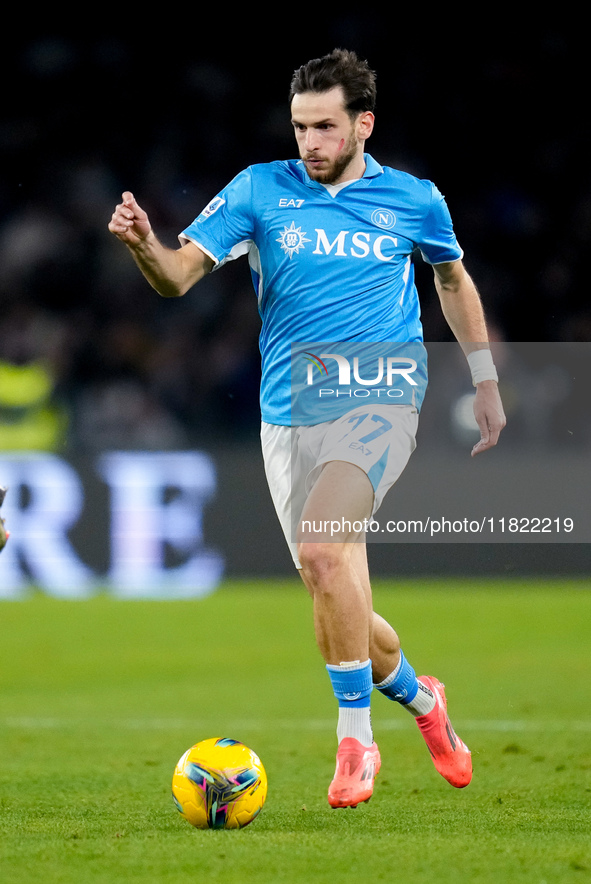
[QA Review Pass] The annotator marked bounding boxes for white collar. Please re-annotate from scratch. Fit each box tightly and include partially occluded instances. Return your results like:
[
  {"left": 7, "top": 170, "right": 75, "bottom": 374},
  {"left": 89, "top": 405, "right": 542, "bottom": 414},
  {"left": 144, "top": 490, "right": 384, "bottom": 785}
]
[{"left": 321, "top": 179, "right": 357, "bottom": 197}]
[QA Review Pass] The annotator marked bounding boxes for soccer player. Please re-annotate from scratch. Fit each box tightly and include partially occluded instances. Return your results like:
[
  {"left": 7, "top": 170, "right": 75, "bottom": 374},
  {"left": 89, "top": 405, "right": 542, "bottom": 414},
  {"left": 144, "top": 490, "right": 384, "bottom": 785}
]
[{"left": 109, "top": 49, "right": 506, "bottom": 808}]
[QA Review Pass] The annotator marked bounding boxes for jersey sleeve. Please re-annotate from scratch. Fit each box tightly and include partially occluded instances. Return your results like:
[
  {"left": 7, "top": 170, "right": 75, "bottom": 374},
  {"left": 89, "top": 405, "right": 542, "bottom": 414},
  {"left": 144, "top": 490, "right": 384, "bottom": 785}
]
[
  {"left": 418, "top": 183, "right": 464, "bottom": 265},
  {"left": 179, "top": 167, "right": 255, "bottom": 266}
]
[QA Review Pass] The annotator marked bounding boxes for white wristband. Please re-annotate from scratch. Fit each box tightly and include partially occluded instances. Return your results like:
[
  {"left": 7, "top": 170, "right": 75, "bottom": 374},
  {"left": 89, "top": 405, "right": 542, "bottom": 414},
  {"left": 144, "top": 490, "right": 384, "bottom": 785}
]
[{"left": 467, "top": 349, "right": 498, "bottom": 386}]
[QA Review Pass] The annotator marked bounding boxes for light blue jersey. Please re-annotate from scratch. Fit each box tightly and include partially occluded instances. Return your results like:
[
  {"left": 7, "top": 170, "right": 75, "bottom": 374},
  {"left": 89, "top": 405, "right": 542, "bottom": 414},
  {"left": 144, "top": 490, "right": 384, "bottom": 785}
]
[{"left": 180, "top": 154, "right": 463, "bottom": 425}]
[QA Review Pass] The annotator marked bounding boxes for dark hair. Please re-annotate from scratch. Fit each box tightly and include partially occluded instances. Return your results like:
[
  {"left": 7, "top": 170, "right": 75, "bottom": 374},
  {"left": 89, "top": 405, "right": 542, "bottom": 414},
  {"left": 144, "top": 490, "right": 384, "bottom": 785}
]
[{"left": 289, "top": 48, "right": 377, "bottom": 117}]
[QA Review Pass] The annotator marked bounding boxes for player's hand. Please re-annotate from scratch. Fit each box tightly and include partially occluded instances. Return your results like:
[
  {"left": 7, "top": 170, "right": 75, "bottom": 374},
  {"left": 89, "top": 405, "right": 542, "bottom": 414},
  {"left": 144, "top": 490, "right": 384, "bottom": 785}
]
[
  {"left": 471, "top": 380, "right": 506, "bottom": 456},
  {"left": 0, "top": 487, "right": 9, "bottom": 552},
  {"left": 108, "top": 192, "right": 152, "bottom": 246},
  {"left": 0, "top": 519, "right": 8, "bottom": 551}
]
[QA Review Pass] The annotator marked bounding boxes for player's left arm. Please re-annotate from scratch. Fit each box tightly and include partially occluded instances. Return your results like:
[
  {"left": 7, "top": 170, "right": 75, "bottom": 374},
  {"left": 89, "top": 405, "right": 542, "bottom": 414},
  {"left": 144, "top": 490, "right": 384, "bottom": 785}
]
[{"left": 433, "top": 259, "right": 506, "bottom": 457}]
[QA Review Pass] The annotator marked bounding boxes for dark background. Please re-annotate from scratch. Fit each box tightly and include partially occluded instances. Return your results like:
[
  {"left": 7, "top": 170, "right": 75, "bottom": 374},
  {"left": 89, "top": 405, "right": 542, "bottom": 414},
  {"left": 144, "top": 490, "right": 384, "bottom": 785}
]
[{"left": 1, "top": 17, "right": 589, "bottom": 452}]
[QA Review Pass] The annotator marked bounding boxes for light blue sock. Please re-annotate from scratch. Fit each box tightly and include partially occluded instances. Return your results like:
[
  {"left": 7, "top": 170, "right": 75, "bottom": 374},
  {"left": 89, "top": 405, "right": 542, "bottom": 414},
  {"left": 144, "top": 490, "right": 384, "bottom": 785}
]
[
  {"left": 326, "top": 660, "right": 373, "bottom": 746},
  {"left": 374, "top": 650, "right": 419, "bottom": 704},
  {"left": 326, "top": 659, "right": 373, "bottom": 707},
  {"left": 375, "top": 651, "right": 435, "bottom": 716}
]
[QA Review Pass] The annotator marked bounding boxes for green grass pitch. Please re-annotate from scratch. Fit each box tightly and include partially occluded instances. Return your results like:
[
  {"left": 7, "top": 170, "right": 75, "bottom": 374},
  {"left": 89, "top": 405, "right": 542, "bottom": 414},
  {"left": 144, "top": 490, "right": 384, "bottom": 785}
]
[{"left": 0, "top": 578, "right": 590, "bottom": 883}]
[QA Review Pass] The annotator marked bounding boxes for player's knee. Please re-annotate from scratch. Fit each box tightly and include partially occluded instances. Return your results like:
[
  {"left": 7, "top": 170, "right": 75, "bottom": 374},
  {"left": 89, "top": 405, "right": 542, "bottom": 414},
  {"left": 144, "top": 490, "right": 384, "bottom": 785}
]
[{"left": 297, "top": 542, "right": 345, "bottom": 591}]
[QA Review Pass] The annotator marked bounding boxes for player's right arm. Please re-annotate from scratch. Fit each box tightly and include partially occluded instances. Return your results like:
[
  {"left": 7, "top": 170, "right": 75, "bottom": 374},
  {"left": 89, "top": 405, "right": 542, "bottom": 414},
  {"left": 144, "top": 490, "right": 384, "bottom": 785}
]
[{"left": 108, "top": 192, "right": 214, "bottom": 297}]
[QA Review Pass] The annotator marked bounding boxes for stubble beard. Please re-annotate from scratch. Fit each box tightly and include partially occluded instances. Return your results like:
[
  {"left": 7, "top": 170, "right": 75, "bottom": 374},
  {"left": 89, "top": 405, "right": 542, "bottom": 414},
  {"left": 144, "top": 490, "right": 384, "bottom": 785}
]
[{"left": 304, "top": 132, "right": 360, "bottom": 185}]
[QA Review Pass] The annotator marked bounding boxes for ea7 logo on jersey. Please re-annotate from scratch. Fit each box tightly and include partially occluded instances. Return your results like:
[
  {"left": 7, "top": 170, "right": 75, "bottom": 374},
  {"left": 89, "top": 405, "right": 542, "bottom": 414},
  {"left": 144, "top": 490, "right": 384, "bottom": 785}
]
[{"left": 279, "top": 198, "right": 305, "bottom": 208}]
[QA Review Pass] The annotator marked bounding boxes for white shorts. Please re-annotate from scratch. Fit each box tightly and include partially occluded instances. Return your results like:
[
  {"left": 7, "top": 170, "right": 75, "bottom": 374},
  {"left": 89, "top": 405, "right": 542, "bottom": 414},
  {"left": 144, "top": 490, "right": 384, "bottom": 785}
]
[{"left": 261, "top": 404, "right": 418, "bottom": 568}]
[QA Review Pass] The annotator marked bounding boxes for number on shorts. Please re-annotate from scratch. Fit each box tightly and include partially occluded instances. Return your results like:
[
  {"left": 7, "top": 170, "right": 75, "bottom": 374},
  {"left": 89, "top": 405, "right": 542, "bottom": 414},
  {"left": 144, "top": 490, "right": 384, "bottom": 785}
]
[
  {"left": 340, "top": 412, "right": 393, "bottom": 446},
  {"left": 359, "top": 413, "right": 393, "bottom": 444}
]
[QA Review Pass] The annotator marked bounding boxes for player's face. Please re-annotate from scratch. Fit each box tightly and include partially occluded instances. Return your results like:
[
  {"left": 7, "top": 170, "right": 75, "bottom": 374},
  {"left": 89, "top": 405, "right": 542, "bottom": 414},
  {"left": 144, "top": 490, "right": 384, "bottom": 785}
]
[{"left": 291, "top": 87, "right": 374, "bottom": 185}]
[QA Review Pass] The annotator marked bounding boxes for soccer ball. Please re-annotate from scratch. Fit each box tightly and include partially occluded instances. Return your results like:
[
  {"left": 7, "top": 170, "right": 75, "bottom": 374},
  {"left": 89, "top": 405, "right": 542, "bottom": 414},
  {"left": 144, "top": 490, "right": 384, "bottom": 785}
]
[{"left": 172, "top": 737, "right": 268, "bottom": 829}]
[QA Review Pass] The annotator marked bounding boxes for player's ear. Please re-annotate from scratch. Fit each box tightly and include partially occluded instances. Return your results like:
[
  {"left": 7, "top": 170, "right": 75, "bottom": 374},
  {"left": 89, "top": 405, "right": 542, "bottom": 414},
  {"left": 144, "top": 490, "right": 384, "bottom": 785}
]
[{"left": 357, "top": 111, "right": 374, "bottom": 142}]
